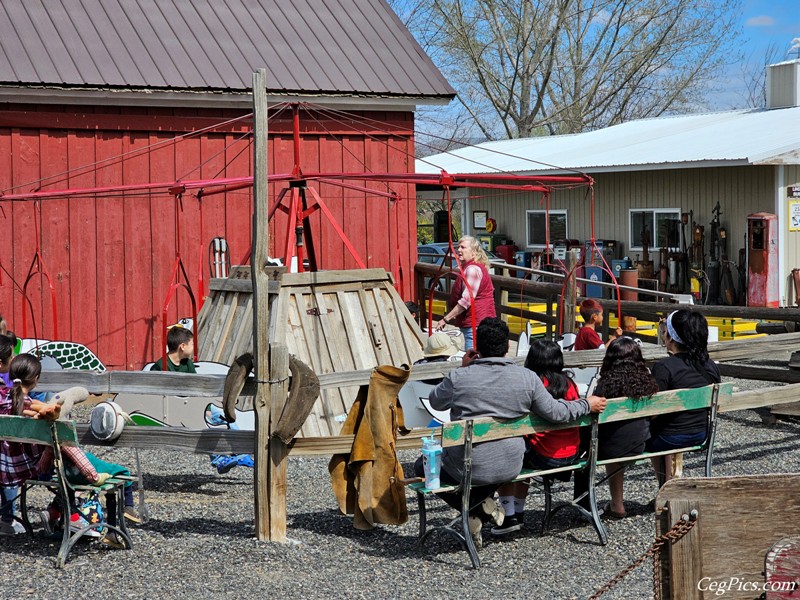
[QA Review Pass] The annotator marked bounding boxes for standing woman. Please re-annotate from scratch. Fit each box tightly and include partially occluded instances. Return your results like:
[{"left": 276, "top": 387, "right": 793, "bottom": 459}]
[
  {"left": 647, "top": 310, "right": 721, "bottom": 484},
  {"left": 434, "top": 236, "right": 496, "bottom": 350}
]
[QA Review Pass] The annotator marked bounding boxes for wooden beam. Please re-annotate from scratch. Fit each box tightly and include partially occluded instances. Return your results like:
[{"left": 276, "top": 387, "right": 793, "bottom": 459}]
[
  {"left": 599, "top": 298, "right": 800, "bottom": 322},
  {"left": 251, "top": 68, "right": 275, "bottom": 541},
  {"left": 209, "top": 278, "right": 280, "bottom": 294},
  {"left": 73, "top": 384, "right": 798, "bottom": 457},
  {"left": 721, "top": 382, "right": 800, "bottom": 413},
  {"left": 667, "top": 500, "right": 703, "bottom": 600},
  {"left": 563, "top": 249, "right": 578, "bottom": 335},
  {"left": 33, "top": 332, "right": 800, "bottom": 397},
  {"left": 717, "top": 363, "right": 800, "bottom": 384},
  {"left": 268, "top": 344, "right": 289, "bottom": 541},
  {"left": 75, "top": 424, "right": 435, "bottom": 456}
]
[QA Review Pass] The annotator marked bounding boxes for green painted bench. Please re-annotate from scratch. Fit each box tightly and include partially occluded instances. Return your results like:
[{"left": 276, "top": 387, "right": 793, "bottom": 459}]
[
  {"left": 0, "top": 415, "right": 133, "bottom": 567},
  {"left": 408, "top": 382, "right": 733, "bottom": 569}
]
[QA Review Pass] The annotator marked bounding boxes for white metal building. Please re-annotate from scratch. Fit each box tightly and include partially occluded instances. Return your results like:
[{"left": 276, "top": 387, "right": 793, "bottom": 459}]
[{"left": 418, "top": 60, "right": 800, "bottom": 305}]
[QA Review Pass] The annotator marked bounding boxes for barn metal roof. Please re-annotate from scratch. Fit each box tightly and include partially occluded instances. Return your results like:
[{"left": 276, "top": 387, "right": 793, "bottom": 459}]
[
  {"left": 416, "top": 106, "right": 800, "bottom": 176},
  {"left": 0, "top": 0, "right": 454, "bottom": 99}
]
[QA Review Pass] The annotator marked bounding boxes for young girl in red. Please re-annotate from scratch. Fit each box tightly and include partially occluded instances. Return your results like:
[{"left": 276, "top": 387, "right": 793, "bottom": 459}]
[{"left": 492, "top": 340, "right": 581, "bottom": 535}]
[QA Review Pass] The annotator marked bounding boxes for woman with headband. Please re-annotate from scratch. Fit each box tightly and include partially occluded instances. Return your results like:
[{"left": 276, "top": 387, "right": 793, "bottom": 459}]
[{"left": 646, "top": 309, "right": 720, "bottom": 484}]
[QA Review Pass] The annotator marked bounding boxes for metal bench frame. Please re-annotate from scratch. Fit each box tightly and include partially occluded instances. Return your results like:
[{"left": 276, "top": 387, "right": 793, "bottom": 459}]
[
  {"left": 0, "top": 415, "right": 133, "bottom": 567},
  {"left": 407, "top": 383, "right": 731, "bottom": 568}
]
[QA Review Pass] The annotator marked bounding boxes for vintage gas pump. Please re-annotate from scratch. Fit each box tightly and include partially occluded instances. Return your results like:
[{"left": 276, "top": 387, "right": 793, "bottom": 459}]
[
  {"left": 747, "top": 213, "right": 779, "bottom": 307},
  {"left": 689, "top": 217, "right": 705, "bottom": 302},
  {"left": 707, "top": 202, "right": 722, "bottom": 304}
]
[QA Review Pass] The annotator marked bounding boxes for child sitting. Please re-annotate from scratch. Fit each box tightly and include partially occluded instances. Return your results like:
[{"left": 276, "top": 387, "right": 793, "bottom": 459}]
[
  {"left": 574, "top": 299, "right": 622, "bottom": 351},
  {"left": 0, "top": 354, "right": 137, "bottom": 543},
  {"left": 492, "top": 340, "right": 582, "bottom": 536},
  {"left": 150, "top": 325, "right": 196, "bottom": 372}
]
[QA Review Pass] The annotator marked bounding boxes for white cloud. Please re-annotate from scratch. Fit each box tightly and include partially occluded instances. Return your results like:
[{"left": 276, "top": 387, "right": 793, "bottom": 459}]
[{"left": 745, "top": 15, "right": 776, "bottom": 27}]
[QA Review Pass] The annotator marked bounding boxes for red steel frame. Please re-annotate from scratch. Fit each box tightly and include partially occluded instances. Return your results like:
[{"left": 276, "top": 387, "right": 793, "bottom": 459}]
[{"left": 0, "top": 103, "right": 597, "bottom": 352}]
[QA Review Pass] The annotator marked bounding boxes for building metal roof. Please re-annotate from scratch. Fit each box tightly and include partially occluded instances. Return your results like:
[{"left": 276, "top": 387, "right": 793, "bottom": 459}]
[
  {"left": 417, "top": 106, "right": 800, "bottom": 176},
  {"left": 0, "top": 0, "right": 454, "bottom": 100}
]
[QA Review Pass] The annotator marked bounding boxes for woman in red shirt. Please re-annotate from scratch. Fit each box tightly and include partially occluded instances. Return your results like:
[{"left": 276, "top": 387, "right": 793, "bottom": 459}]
[{"left": 492, "top": 340, "right": 581, "bottom": 536}]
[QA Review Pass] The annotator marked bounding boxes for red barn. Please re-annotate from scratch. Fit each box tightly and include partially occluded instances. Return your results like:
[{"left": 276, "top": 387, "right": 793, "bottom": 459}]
[{"left": 0, "top": 0, "right": 454, "bottom": 368}]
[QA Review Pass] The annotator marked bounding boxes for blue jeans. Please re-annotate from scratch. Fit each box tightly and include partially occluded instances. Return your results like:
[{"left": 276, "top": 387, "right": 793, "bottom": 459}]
[
  {"left": 460, "top": 326, "right": 474, "bottom": 350},
  {"left": 645, "top": 429, "right": 707, "bottom": 452},
  {"left": 1, "top": 486, "right": 17, "bottom": 522}
]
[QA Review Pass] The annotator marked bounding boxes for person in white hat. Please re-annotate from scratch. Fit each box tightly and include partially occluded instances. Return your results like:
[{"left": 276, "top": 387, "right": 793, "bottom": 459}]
[
  {"left": 420, "top": 332, "right": 461, "bottom": 361},
  {"left": 414, "top": 332, "right": 462, "bottom": 385}
]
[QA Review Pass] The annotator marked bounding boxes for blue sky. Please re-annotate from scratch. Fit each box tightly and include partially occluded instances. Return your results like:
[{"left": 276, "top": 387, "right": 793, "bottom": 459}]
[
  {"left": 741, "top": 0, "right": 800, "bottom": 59},
  {"left": 720, "top": 0, "right": 800, "bottom": 107}
]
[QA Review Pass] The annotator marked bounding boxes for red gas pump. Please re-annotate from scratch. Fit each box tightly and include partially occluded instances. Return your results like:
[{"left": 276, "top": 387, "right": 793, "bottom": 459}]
[{"left": 747, "top": 213, "right": 779, "bottom": 307}]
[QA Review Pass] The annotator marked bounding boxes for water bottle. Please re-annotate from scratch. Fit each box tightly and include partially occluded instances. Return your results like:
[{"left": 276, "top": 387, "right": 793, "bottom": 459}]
[{"left": 421, "top": 436, "right": 443, "bottom": 489}]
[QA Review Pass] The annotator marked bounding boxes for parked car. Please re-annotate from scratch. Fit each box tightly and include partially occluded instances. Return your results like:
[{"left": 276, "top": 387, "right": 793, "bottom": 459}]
[
  {"left": 417, "top": 243, "right": 508, "bottom": 291},
  {"left": 417, "top": 243, "right": 507, "bottom": 268}
]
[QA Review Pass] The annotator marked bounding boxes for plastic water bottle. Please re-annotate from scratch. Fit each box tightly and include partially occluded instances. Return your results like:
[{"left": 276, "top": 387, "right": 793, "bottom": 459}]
[{"left": 421, "top": 436, "right": 443, "bottom": 489}]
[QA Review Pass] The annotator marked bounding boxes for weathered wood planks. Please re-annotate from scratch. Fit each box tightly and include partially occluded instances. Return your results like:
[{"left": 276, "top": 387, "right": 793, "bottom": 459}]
[
  {"left": 656, "top": 474, "right": 800, "bottom": 600},
  {"left": 193, "top": 267, "right": 425, "bottom": 436}
]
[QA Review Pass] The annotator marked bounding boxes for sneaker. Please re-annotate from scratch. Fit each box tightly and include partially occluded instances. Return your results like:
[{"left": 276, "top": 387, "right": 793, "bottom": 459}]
[
  {"left": 100, "top": 532, "right": 126, "bottom": 550},
  {"left": 467, "top": 515, "right": 483, "bottom": 550},
  {"left": 69, "top": 512, "right": 103, "bottom": 538},
  {"left": 124, "top": 506, "right": 143, "bottom": 524},
  {"left": 477, "top": 497, "right": 505, "bottom": 527},
  {"left": 212, "top": 455, "right": 239, "bottom": 474},
  {"left": 38, "top": 504, "right": 62, "bottom": 535},
  {"left": 0, "top": 520, "right": 25, "bottom": 536},
  {"left": 491, "top": 513, "right": 523, "bottom": 536}
]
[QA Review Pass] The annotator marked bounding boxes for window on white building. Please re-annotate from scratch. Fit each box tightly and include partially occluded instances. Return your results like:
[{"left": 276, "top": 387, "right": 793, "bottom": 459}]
[
  {"left": 526, "top": 210, "right": 567, "bottom": 247},
  {"left": 629, "top": 208, "right": 682, "bottom": 251}
]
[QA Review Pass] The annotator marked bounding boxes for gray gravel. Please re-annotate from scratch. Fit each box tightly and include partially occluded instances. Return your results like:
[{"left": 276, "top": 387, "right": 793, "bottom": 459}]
[{"left": 1, "top": 365, "right": 799, "bottom": 600}]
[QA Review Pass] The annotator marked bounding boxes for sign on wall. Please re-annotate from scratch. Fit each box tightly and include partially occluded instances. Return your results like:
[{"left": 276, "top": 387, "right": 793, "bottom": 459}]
[{"left": 790, "top": 200, "right": 800, "bottom": 232}]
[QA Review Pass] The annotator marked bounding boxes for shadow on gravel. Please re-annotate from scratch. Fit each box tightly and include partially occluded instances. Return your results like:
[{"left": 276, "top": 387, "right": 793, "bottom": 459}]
[
  {"left": 287, "top": 501, "right": 607, "bottom": 566},
  {"left": 0, "top": 531, "right": 121, "bottom": 562},
  {"left": 141, "top": 516, "right": 254, "bottom": 538},
  {"left": 142, "top": 472, "right": 249, "bottom": 495}
]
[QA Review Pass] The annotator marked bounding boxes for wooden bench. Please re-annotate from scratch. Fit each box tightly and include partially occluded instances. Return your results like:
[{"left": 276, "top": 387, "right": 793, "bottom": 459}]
[
  {"left": 0, "top": 415, "right": 133, "bottom": 567},
  {"left": 407, "top": 382, "right": 733, "bottom": 568}
]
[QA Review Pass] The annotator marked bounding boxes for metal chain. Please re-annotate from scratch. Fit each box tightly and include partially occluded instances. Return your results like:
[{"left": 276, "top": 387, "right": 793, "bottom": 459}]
[{"left": 589, "top": 510, "right": 698, "bottom": 600}]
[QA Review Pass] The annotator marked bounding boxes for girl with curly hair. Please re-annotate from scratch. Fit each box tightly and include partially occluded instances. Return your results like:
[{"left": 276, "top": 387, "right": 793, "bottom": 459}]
[{"left": 574, "top": 337, "right": 658, "bottom": 518}]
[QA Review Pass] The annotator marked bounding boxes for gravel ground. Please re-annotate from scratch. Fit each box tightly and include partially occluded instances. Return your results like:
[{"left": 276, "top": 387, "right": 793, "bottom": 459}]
[{"left": 1, "top": 363, "right": 799, "bottom": 600}]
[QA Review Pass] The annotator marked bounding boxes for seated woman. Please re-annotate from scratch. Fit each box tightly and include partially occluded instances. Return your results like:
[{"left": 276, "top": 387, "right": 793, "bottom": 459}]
[
  {"left": 647, "top": 310, "right": 721, "bottom": 484},
  {"left": 574, "top": 337, "right": 658, "bottom": 519},
  {"left": 492, "top": 340, "right": 582, "bottom": 536}
]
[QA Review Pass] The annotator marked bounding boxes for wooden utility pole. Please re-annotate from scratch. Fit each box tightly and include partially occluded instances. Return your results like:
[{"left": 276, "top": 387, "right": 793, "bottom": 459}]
[
  {"left": 563, "top": 248, "right": 579, "bottom": 335},
  {"left": 251, "top": 68, "right": 289, "bottom": 541}
]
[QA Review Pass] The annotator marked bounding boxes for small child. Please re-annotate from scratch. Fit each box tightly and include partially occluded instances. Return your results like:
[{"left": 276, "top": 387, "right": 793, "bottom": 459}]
[
  {"left": 0, "top": 354, "right": 137, "bottom": 543},
  {"left": 574, "top": 299, "right": 622, "bottom": 351},
  {"left": 150, "top": 326, "right": 196, "bottom": 373},
  {"left": 492, "top": 340, "right": 582, "bottom": 536}
]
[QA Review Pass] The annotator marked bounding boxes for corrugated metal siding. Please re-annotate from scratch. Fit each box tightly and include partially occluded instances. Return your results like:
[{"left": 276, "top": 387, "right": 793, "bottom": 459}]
[
  {"left": 0, "top": 105, "right": 417, "bottom": 369},
  {"left": 468, "top": 166, "right": 775, "bottom": 265},
  {"left": 785, "top": 165, "right": 800, "bottom": 303},
  {"left": 417, "top": 106, "right": 800, "bottom": 174},
  {"left": 0, "top": 0, "right": 455, "bottom": 98}
]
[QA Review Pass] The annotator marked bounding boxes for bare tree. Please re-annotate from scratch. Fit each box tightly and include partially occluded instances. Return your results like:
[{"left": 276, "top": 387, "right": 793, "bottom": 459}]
[
  {"left": 393, "top": 0, "right": 744, "bottom": 138},
  {"left": 736, "top": 43, "right": 783, "bottom": 109}
]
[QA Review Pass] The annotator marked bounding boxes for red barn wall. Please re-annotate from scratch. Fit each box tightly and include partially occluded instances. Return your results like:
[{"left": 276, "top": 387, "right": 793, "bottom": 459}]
[{"left": 0, "top": 104, "right": 417, "bottom": 369}]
